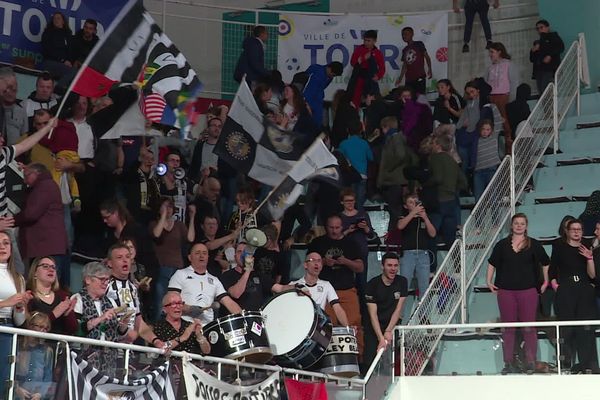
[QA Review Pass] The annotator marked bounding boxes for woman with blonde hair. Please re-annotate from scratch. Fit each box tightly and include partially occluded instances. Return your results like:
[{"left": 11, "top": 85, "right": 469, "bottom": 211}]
[
  {"left": 487, "top": 213, "right": 549, "bottom": 374},
  {"left": 26, "top": 256, "right": 77, "bottom": 335},
  {"left": 0, "top": 230, "right": 32, "bottom": 394}
]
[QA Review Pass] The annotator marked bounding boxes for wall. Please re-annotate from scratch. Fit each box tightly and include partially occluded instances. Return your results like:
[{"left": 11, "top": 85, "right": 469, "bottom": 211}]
[{"left": 538, "top": 0, "right": 600, "bottom": 88}]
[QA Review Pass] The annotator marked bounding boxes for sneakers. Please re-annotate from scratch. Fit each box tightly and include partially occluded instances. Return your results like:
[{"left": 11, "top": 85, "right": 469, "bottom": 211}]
[{"left": 462, "top": 43, "right": 469, "bottom": 53}]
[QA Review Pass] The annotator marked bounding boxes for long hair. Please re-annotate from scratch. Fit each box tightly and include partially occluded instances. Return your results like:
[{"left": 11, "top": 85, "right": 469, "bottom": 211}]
[
  {"left": 558, "top": 215, "right": 575, "bottom": 241},
  {"left": 437, "top": 79, "right": 460, "bottom": 97},
  {"left": 45, "top": 12, "right": 72, "bottom": 35},
  {"left": 510, "top": 213, "right": 531, "bottom": 251},
  {"left": 27, "top": 256, "right": 59, "bottom": 295},
  {"left": 0, "top": 231, "right": 23, "bottom": 293},
  {"left": 489, "top": 42, "right": 511, "bottom": 60},
  {"left": 281, "top": 84, "right": 307, "bottom": 115}
]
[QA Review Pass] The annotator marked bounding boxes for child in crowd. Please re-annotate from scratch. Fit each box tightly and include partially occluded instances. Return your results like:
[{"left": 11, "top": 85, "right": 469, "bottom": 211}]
[
  {"left": 15, "top": 313, "right": 55, "bottom": 400},
  {"left": 347, "top": 30, "right": 385, "bottom": 108},
  {"left": 397, "top": 27, "right": 432, "bottom": 95},
  {"left": 474, "top": 119, "right": 501, "bottom": 201}
]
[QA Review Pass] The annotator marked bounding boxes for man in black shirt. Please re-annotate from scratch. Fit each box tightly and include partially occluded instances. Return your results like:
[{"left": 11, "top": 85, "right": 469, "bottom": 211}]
[
  {"left": 364, "top": 252, "right": 408, "bottom": 369},
  {"left": 197, "top": 214, "right": 239, "bottom": 277},
  {"left": 220, "top": 242, "right": 274, "bottom": 312},
  {"left": 397, "top": 193, "right": 436, "bottom": 300},
  {"left": 307, "top": 215, "right": 364, "bottom": 357}
]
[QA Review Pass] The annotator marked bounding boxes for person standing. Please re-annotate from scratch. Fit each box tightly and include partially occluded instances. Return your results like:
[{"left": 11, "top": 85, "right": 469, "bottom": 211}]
[
  {"left": 347, "top": 30, "right": 385, "bottom": 108},
  {"left": 487, "top": 213, "right": 550, "bottom": 374},
  {"left": 15, "top": 164, "right": 68, "bottom": 282},
  {"left": 233, "top": 26, "right": 270, "bottom": 88},
  {"left": 530, "top": 20, "right": 565, "bottom": 94},
  {"left": 301, "top": 62, "right": 344, "bottom": 127},
  {"left": 307, "top": 215, "right": 365, "bottom": 357},
  {"left": 189, "top": 117, "right": 222, "bottom": 183},
  {"left": 168, "top": 243, "right": 241, "bottom": 325},
  {"left": 454, "top": 0, "right": 499, "bottom": 53},
  {"left": 0, "top": 68, "right": 27, "bottom": 146},
  {"left": 550, "top": 219, "right": 599, "bottom": 373},
  {"left": 396, "top": 27, "right": 432, "bottom": 95},
  {"left": 397, "top": 194, "right": 436, "bottom": 300},
  {"left": 363, "top": 252, "right": 408, "bottom": 369},
  {"left": 486, "top": 42, "right": 518, "bottom": 153}
]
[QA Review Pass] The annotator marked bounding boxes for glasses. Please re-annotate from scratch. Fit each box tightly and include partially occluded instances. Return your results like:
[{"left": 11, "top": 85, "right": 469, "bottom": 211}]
[
  {"left": 37, "top": 263, "right": 56, "bottom": 270},
  {"left": 92, "top": 276, "right": 111, "bottom": 284},
  {"left": 164, "top": 301, "right": 185, "bottom": 308},
  {"left": 31, "top": 324, "right": 50, "bottom": 332}
]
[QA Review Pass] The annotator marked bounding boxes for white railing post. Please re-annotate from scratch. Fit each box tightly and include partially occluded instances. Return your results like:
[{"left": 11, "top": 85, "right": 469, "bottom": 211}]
[
  {"left": 7, "top": 333, "right": 17, "bottom": 400},
  {"left": 555, "top": 325, "right": 562, "bottom": 375},
  {"left": 553, "top": 81, "right": 559, "bottom": 154},
  {"left": 577, "top": 40, "right": 581, "bottom": 116},
  {"left": 460, "top": 239, "right": 467, "bottom": 324},
  {"left": 509, "top": 154, "right": 515, "bottom": 216}
]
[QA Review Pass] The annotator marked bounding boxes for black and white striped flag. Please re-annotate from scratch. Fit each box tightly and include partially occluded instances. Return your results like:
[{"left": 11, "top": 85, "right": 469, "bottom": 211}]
[
  {"left": 69, "top": 0, "right": 202, "bottom": 132},
  {"left": 70, "top": 351, "right": 175, "bottom": 400}
]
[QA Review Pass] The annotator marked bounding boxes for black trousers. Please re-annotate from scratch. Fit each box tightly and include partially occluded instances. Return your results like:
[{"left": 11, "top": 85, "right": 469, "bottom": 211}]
[{"left": 554, "top": 280, "right": 598, "bottom": 369}]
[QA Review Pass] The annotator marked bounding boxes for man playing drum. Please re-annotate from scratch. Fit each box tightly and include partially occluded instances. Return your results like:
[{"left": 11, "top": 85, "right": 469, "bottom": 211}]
[
  {"left": 273, "top": 252, "right": 349, "bottom": 326},
  {"left": 363, "top": 252, "right": 408, "bottom": 369},
  {"left": 167, "top": 243, "right": 241, "bottom": 325}
]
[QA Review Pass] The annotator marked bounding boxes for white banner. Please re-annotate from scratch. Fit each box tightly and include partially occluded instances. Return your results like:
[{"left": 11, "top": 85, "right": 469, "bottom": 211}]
[
  {"left": 182, "top": 358, "right": 281, "bottom": 400},
  {"left": 278, "top": 13, "right": 448, "bottom": 99}
]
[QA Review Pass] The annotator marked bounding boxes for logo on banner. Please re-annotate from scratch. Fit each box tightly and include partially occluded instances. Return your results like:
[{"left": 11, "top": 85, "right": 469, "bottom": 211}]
[
  {"left": 278, "top": 17, "right": 294, "bottom": 38},
  {"left": 225, "top": 132, "right": 251, "bottom": 161},
  {"left": 50, "top": 0, "right": 82, "bottom": 11}
]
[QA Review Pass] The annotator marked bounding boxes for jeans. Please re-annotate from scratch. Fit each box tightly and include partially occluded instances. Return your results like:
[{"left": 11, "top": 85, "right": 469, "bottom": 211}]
[
  {"left": 352, "top": 179, "right": 367, "bottom": 210},
  {"left": 400, "top": 250, "right": 431, "bottom": 299},
  {"left": 0, "top": 322, "right": 14, "bottom": 397},
  {"left": 455, "top": 128, "right": 478, "bottom": 174},
  {"left": 430, "top": 198, "right": 459, "bottom": 246},
  {"left": 473, "top": 166, "right": 498, "bottom": 202},
  {"left": 154, "top": 266, "right": 178, "bottom": 321},
  {"left": 463, "top": 0, "right": 492, "bottom": 43}
]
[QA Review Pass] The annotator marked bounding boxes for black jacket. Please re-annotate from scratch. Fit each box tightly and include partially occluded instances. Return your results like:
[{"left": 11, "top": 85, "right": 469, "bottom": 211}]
[
  {"left": 530, "top": 31, "right": 565, "bottom": 76},
  {"left": 70, "top": 29, "right": 99, "bottom": 64}
]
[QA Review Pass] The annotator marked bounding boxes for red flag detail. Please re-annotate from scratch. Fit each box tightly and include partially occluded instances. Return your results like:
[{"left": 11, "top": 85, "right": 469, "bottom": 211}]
[
  {"left": 72, "top": 67, "right": 118, "bottom": 98},
  {"left": 284, "top": 378, "right": 328, "bottom": 400}
]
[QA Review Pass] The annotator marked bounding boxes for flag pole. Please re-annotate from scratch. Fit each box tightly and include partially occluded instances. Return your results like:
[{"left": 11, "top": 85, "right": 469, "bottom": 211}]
[{"left": 253, "top": 133, "right": 327, "bottom": 221}]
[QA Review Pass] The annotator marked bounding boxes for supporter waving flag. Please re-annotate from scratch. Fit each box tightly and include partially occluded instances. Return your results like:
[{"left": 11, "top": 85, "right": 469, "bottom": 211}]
[{"left": 67, "top": 0, "right": 202, "bottom": 135}]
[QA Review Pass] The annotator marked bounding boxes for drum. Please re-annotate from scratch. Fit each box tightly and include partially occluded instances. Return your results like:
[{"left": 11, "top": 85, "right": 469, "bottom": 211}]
[
  {"left": 203, "top": 310, "right": 272, "bottom": 363},
  {"left": 261, "top": 291, "right": 332, "bottom": 369},
  {"left": 318, "top": 326, "right": 360, "bottom": 377}
]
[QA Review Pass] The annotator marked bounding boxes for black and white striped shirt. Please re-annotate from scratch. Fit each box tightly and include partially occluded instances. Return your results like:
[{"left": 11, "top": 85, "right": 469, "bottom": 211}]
[{"left": 0, "top": 146, "right": 16, "bottom": 216}]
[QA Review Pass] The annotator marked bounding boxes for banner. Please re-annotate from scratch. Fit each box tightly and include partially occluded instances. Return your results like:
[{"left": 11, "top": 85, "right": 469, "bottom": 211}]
[
  {"left": 278, "top": 13, "right": 448, "bottom": 99},
  {"left": 182, "top": 358, "right": 281, "bottom": 400},
  {"left": 70, "top": 351, "right": 175, "bottom": 400},
  {"left": 0, "top": 0, "right": 127, "bottom": 67}
]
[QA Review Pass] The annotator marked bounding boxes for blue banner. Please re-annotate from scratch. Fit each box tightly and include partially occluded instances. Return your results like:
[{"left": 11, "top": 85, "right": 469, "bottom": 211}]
[{"left": 0, "top": 0, "right": 128, "bottom": 67}]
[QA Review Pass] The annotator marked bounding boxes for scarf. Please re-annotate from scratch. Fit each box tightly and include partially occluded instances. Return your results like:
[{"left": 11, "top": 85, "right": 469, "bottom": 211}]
[{"left": 78, "top": 287, "right": 118, "bottom": 341}]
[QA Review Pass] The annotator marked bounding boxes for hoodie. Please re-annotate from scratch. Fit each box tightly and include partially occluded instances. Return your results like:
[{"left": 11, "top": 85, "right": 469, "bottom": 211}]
[{"left": 506, "top": 83, "right": 531, "bottom": 138}]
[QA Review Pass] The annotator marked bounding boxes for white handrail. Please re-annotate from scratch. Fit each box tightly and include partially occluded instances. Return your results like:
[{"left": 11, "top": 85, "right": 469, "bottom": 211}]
[{"left": 396, "top": 319, "right": 600, "bottom": 332}]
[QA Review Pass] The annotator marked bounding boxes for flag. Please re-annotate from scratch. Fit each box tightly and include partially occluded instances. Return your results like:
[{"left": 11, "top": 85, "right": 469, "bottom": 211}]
[
  {"left": 70, "top": 351, "right": 175, "bottom": 400},
  {"left": 214, "top": 80, "right": 309, "bottom": 187},
  {"left": 260, "top": 136, "right": 339, "bottom": 221},
  {"left": 70, "top": 0, "right": 202, "bottom": 134},
  {"left": 284, "top": 378, "right": 328, "bottom": 400}
]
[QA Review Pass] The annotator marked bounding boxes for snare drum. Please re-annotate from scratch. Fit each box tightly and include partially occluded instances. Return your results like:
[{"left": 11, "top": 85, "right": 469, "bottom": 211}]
[
  {"left": 203, "top": 310, "right": 272, "bottom": 363},
  {"left": 318, "top": 326, "right": 360, "bottom": 377},
  {"left": 261, "top": 291, "right": 332, "bottom": 369}
]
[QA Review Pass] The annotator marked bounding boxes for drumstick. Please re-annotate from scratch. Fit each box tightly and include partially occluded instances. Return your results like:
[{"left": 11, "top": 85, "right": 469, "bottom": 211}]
[{"left": 184, "top": 302, "right": 220, "bottom": 318}]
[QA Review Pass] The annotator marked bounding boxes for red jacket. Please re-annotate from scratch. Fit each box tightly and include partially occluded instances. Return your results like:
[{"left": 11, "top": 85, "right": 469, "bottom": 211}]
[
  {"left": 350, "top": 45, "right": 385, "bottom": 79},
  {"left": 15, "top": 170, "right": 68, "bottom": 258},
  {"left": 39, "top": 119, "right": 78, "bottom": 154}
]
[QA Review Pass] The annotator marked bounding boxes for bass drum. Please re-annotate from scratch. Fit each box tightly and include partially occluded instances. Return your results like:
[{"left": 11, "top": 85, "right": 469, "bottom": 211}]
[
  {"left": 261, "top": 291, "right": 332, "bottom": 369},
  {"left": 203, "top": 310, "right": 272, "bottom": 363}
]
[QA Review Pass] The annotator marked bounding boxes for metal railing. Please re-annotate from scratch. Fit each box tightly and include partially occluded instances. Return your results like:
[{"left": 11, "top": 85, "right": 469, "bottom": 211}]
[
  {"left": 553, "top": 40, "right": 581, "bottom": 151},
  {"left": 395, "top": 319, "right": 600, "bottom": 377},
  {"left": 0, "top": 325, "right": 386, "bottom": 400},
  {"left": 403, "top": 33, "right": 585, "bottom": 377}
]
